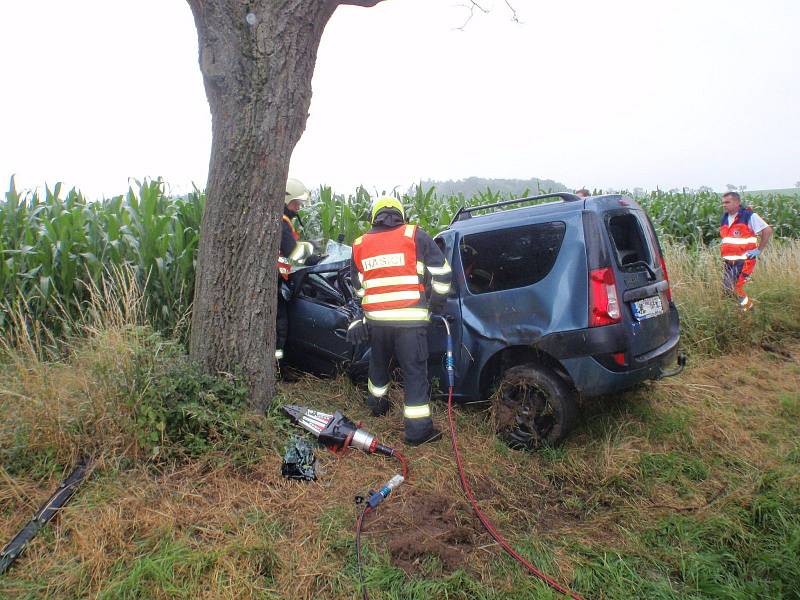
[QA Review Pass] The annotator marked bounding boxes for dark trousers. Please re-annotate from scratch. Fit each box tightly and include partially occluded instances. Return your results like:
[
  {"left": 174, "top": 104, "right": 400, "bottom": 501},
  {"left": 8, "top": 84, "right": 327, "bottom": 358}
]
[
  {"left": 276, "top": 294, "right": 288, "bottom": 355},
  {"left": 368, "top": 325, "right": 433, "bottom": 441}
]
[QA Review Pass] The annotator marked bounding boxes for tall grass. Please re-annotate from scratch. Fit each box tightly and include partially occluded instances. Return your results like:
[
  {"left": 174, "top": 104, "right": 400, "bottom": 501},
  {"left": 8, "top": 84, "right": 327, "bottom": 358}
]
[
  {"left": 664, "top": 239, "right": 800, "bottom": 354},
  {"left": 0, "top": 268, "right": 271, "bottom": 480}
]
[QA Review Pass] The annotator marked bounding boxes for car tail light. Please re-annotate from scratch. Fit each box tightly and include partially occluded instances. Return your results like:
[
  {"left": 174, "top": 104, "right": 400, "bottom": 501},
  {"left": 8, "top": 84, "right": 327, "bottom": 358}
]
[
  {"left": 589, "top": 267, "right": 621, "bottom": 327},
  {"left": 658, "top": 255, "right": 672, "bottom": 302},
  {"left": 612, "top": 352, "right": 626, "bottom": 366}
]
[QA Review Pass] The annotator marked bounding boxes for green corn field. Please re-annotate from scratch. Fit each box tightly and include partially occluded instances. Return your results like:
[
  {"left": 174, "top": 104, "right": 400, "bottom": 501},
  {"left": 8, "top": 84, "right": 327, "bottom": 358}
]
[
  {"left": 0, "top": 177, "right": 201, "bottom": 336},
  {"left": 2, "top": 176, "right": 798, "bottom": 336},
  {"left": 309, "top": 185, "right": 800, "bottom": 245}
]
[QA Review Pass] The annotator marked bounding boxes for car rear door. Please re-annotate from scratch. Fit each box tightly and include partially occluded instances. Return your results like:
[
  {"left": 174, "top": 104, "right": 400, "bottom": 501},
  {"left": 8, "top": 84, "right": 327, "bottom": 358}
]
[{"left": 603, "top": 208, "right": 674, "bottom": 360}]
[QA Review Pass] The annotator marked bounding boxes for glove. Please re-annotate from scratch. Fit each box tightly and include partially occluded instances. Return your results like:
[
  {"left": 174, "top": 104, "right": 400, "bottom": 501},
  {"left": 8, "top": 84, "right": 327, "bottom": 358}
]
[
  {"left": 346, "top": 317, "right": 369, "bottom": 345},
  {"left": 745, "top": 249, "right": 761, "bottom": 260},
  {"left": 429, "top": 296, "right": 446, "bottom": 315},
  {"left": 279, "top": 280, "right": 292, "bottom": 302},
  {"left": 304, "top": 253, "right": 326, "bottom": 266}
]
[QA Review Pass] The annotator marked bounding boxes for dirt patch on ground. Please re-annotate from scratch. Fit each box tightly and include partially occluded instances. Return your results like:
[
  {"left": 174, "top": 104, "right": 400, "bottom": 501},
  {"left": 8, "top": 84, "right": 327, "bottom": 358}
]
[
  {"left": 467, "top": 475, "right": 496, "bottom": 503},
  {"left": 365, "top": 489, "right": 481, "bottom": 575}
]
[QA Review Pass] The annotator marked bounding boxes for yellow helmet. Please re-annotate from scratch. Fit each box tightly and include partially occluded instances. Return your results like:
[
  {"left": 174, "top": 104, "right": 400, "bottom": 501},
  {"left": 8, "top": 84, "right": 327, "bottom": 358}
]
[
  {"left": 285, "top": 178, "right": 310, "bottom": 204},
  {"left": 370, "top": 196, "right": 404, "bottom": 223}
]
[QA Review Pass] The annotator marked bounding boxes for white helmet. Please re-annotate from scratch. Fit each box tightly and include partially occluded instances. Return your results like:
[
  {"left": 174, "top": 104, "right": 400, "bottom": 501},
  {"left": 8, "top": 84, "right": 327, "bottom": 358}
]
[{"left": 285, "top": 178, "right": 310, "bottom": 204}]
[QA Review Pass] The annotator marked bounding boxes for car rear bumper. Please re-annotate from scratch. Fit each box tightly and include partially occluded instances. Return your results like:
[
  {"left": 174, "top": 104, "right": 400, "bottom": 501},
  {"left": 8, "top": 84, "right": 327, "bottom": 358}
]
[
  {"left": 535, "top": 304, "right": 681, "bottom": 395},
  {"left": 561, "top": 340, "right": 678, "bottom": 396},
  {"left": 558, "top": 340, "right": 681, "bottom": 396}
]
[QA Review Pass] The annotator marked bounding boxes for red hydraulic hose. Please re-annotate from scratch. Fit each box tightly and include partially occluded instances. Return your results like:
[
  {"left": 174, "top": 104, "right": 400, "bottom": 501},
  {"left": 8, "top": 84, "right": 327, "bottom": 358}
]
[
  {"left": 446, "top": 385, "right": 585, "bottom": 600},
  {"left": 355, "top": 505, "right": 371, "bottom": 600},
  {"left": 392, "top": 450, "right": 409, "bottom": 480}
]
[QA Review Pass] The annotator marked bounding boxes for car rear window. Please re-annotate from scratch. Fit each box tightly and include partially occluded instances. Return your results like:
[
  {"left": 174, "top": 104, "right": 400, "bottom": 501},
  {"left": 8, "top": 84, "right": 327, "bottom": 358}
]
[
  {"left": 459, "top": 222, "right": 566, "bottom": 294},
  {"left": 606, "top": 212, "right": 652, "bottom": 267}
]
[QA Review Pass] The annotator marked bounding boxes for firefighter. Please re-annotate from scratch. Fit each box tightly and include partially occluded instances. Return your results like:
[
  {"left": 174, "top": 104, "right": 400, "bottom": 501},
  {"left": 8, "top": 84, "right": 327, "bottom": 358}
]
[
  {"left": 720, "top": 191, "right": 772, "bottom": 311},
  {"left": 346, "top": 197, "right": 453, "bottom": 446},
  {"left": 276, "top": 178, "right": 322, "bottom": 363}
]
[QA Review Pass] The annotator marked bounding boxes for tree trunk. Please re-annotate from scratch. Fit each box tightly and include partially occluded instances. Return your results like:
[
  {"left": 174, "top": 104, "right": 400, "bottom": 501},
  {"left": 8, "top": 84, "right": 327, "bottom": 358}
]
[{"left": 186, "top": 0, "right": 339, "bottom": 410}]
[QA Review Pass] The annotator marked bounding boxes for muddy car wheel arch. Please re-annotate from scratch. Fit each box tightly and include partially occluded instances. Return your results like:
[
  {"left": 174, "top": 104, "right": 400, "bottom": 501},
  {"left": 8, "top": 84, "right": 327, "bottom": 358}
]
[{"left": 492, "top": 364, "right": 577, "bottom": 450}]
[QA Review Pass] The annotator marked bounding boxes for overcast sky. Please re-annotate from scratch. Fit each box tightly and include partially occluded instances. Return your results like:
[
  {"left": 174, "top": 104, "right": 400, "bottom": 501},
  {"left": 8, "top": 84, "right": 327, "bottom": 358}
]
[{"left": 1, "top": 0, "right": 798, "bottom": 199}]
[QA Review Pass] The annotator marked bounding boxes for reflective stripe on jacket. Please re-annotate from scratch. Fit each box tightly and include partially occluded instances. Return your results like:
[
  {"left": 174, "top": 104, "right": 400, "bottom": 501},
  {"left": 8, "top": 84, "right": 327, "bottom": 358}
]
[
  {"left": 278, "top": 215, "right": 300, "bottom": 280},
  {"left": 353, "top": 224, "right": 428, "bottom": 323},
  {"left": 720, "top": 208, "right": 757, "bottom": 262}
]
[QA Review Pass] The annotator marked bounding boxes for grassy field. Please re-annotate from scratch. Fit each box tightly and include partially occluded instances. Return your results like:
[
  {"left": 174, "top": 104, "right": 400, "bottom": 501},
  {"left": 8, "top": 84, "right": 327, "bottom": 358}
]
[{"left": 1, "top": 242, "right": 799, "bottom": 599}]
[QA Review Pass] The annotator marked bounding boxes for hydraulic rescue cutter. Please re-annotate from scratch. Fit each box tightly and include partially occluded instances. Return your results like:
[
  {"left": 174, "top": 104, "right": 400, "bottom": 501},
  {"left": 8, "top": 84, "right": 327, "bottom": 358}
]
[
  {"left": 283, "top": 404, "right": 408, "bottom": 600},
  {"left": 282, "top": 404, "right": 398, "bottom": 459}
]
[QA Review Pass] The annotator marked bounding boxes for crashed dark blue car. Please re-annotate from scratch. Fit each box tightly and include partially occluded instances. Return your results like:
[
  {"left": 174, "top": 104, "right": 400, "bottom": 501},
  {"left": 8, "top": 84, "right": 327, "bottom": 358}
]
[{"left": 284, "top": 193, "right": 683, "bottom": 448}]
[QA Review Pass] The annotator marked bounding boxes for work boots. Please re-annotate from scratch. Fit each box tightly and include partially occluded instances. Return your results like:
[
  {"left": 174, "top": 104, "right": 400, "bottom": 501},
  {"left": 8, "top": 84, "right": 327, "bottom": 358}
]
[
  {"left": 367, "top": 396, "right": 391, "bottom": 417},
  {"left": 405, "top": 428, "right": 442, "bottom": 447}
]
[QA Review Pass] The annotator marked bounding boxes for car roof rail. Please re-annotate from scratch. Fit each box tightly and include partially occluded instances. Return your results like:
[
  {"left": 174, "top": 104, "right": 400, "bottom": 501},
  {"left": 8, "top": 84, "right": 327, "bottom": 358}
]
[{"left": 449, "top": 192, "right": 582, "bottom": 224}]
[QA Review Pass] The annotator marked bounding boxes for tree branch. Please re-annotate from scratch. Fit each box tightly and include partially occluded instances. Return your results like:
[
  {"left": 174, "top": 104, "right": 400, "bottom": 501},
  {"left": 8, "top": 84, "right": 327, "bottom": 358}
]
[
  {"left": 456, "top": 1, "right": 489, "bottom": 31},
  {"left": 503, "top": 0, "right": 520, "bottom": 23},
  {"left": 456, "top": 1, "right": 520, "bottom": 31}
]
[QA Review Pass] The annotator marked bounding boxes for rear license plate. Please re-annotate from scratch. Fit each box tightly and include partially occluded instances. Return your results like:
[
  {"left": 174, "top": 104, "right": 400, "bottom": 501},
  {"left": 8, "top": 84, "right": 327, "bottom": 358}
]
[{"left": 631, "top": 295, "right": 664, "bottom": 320}]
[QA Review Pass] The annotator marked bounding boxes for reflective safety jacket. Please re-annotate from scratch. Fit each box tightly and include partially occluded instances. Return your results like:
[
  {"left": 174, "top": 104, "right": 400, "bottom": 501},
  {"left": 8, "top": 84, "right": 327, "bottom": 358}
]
[
  {"left": 351, "top": 221, "right": 452, "bottom": 326},
  {"left": 720, "top": 208, "right": 758, "bottom": 262},
  {"left": 278, "top": 211, "right": 312, "bottom": 280},
  {"left": 277, "top": 215, "right": 298, "bottom": 280}
]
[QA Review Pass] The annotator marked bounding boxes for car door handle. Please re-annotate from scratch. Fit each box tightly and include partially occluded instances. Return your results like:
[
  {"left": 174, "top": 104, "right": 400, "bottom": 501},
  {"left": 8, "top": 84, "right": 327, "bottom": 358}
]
[{"left": 334, "top": 328, "right": 347, "bottom": 339}]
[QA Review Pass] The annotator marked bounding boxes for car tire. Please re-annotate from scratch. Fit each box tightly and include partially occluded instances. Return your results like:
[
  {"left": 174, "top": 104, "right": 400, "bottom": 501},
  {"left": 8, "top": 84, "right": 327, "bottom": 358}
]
[{"left": 492, "top": 364, "right": 577, "bottom": 450}]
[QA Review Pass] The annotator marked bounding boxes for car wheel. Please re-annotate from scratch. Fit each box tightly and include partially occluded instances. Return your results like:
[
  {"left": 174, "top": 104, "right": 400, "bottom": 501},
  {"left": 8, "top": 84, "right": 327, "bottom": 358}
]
[{"left": 492, "top": 364, "right": 577, "bottom": 450}]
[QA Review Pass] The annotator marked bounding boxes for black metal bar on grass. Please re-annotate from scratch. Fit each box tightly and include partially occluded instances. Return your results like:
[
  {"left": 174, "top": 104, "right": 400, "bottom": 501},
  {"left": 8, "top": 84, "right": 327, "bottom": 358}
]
[{"left": 0, "top": 458, "right": 92, "bottom": 575}]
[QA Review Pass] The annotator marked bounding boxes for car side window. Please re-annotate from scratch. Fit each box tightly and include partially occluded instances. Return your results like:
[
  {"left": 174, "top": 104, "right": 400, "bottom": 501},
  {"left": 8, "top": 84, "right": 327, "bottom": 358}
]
[{"left": 459, "top": 222, "right": 566, "bottom": 294}]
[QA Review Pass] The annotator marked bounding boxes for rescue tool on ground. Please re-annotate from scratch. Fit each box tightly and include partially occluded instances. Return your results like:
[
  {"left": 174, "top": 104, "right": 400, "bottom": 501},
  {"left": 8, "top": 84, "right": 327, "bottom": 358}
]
[
  {"left": 282, "top": 404, "right": 408, "bottom": 600},
  {"left": 282, "top": 404, "right": 408, "bottom": 478}
]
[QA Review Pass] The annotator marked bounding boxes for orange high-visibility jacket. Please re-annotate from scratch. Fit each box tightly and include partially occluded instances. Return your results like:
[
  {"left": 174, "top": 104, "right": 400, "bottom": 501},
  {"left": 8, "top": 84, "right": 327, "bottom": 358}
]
[
  {"left": 277, "top": 215, "right": 299, "bottom": 280},
  {"left": 720, "top": 208, "right": 758, "bottom": 262},
  {"left": 352, "top": 224, "right": 429, "bottom": 324}
]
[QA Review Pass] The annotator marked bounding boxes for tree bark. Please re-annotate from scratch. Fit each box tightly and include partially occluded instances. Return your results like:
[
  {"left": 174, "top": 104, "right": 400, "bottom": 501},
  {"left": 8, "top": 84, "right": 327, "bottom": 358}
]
[{"left": 185, "top": 0, "right": 352, "bottom": 410}]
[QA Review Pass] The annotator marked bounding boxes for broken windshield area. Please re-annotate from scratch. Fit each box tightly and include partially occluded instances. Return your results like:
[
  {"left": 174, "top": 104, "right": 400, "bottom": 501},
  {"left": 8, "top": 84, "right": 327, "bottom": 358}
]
[{"left": 459, "top": 222, "right": 566, "bottom": 295}]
